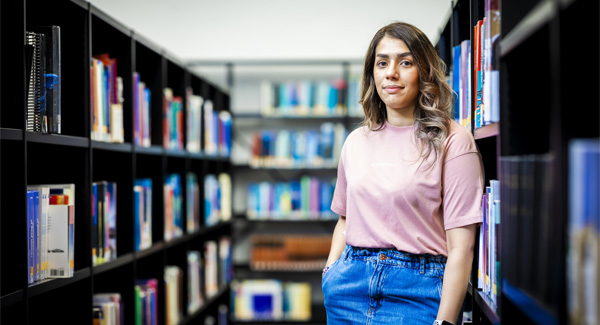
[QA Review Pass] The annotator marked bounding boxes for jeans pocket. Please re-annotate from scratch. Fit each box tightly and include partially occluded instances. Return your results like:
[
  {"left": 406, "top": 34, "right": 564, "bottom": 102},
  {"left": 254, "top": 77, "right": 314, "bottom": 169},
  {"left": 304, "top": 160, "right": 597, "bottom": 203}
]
[
  {"left": 321, "top": 257, "right": 342, "bottom": 284},
  {"left": 436, "top": 275, "right": 444, "bottom": 299}
]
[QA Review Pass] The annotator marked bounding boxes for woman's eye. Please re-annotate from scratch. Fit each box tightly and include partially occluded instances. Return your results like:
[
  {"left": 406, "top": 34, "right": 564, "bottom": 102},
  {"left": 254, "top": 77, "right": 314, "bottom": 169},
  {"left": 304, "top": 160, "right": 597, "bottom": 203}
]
[
  {"left": 377, "top": 61, "right": 387, "bottom": 67},
  {"left": 401, "top": 60, "right": 412, "bottom": 66}
]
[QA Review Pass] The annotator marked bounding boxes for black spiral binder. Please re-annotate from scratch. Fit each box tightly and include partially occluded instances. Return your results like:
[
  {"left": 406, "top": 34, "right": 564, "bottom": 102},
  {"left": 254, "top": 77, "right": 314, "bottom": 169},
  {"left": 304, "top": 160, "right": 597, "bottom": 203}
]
[{"left": 25, "top": 31, "right": 46, "bottom": 133}]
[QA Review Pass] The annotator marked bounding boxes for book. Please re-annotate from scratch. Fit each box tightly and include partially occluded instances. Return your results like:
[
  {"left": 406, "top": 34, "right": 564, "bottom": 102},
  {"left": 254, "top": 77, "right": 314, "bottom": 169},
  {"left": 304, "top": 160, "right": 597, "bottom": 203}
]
[
  {"left": 165, "top": 266, "right": 183, "bottom": 325},
  {"left": 134, "top": 179, "right": 153, "bottom": 251},
  {"left": 46, "top": 184, "right": 75, "bottom": 278},
  {"left": 25, "top": 31, "right": 46, "bottom": 133},
  {"left": 186, "top": 173, "right": 201, "bottom": 233},
  {"left": 205, "top": 240, "right": 219, "bottom": 298},
  {"left": 232, "top": 279, "right": 311, "bottom": 321},
  {"left": 186, "top": 88, "right": 203, "bottom": 153},
  {"left": 91, "top": 53, "right": 124, "bottom": 143},
  {"left": 33, "top": 25, "right": 61, "bottom": 134},
  {"left": 568, "top": 138, "right": 599, "bottom": 325},
  {"left": 219, "top": 236, "right": 233, "bottom": 287},
  {"left": 218, "top": 173, "right": 232, "bottom": 222},
  {"left": 134, "top": 73, "right": 152, "bottom": 147},
  {"left": 27, "top": 190, "right": 36, "bottom": 284},
  {"left": 187, "top": 251, "right": 205, "bottom": 314},
  {"left": 135, "top": 279, "right": 158, "bottom": 325},
  {"left": 231, "top": 279, "right": 283, "bottom": 321},
  {"left": 164, "top": 174, "right": 183, "bottom": 241},
  {"left": 93, "top": 293, "right": 123, "bottom": 325},
  {"left": 218, "top": 110, "right": 232, "bottom": 156}
]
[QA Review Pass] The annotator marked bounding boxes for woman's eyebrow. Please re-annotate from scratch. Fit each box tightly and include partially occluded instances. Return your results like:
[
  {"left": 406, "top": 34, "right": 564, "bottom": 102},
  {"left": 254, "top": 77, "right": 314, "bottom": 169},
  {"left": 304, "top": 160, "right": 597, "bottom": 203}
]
[{"left": 376, "top": 52, "right": 413, "bottom": 59}]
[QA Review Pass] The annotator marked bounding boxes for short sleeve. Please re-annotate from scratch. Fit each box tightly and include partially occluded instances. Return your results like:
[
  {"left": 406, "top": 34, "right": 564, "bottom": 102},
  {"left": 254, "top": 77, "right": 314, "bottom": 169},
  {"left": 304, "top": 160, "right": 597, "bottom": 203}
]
[
  {"left": 442, "top": 151, "right": 484, "bottom": 230},
  {"left": 331, "top": 146, "right": 347, "bottom": 217}
]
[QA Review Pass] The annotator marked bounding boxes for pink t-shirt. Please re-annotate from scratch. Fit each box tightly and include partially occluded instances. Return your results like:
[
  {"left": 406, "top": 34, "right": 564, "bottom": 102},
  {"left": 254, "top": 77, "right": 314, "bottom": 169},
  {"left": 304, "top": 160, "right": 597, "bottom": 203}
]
[{"left": 331, "top": 120, "right": 483, "bottom": 256}]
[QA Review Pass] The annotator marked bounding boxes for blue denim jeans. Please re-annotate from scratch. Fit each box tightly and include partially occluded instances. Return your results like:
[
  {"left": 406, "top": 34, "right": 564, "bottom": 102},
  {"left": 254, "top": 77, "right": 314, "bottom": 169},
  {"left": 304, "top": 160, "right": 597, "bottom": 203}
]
[{"left": 322, "top": 245, "right": 449, "bottom": 325}]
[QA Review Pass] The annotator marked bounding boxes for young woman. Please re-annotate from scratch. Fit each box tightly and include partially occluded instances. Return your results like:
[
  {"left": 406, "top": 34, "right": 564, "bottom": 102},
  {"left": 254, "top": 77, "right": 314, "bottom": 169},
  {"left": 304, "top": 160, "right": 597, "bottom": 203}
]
[{"left": 322, "top": 22, "right": 483, "bottom": 325}]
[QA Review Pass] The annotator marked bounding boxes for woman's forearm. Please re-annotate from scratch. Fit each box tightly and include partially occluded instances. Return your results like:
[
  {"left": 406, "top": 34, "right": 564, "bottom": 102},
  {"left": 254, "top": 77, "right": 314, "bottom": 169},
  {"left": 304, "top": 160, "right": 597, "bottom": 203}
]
[
  {"left": 436, "top": 224, "right": 477, "bottom": 323},
  {"left": 436, "top": 246, "right": 473, "bottom": 322},
  {"left": 326, "top": 215, "right": 347, "bottom": 266}
]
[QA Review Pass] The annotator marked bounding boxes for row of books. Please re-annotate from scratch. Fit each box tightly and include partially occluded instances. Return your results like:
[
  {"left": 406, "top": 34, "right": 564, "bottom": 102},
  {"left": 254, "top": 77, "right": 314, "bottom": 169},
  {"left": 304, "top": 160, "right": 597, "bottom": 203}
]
[
  {"left": 203, "top": 305, "right": 229, "bottom": 325},
  {"left": 231, "top": 279, "right": 311, "bottom": 321},
  {"left": 134, "top": 172, "right": 232, "bottom": 249},
  {"left": 452, "top": 40, "right": 472, "bottom": 131},
  {"left": 250, "top": 234, "right": 331, "bottom": 271},
  {"left": 250, "top": 122, "right": 347, "bottom": 168},
  {"left": 204, "top": 173, "right": 232, "bottom": 227},
  {"left": 135, "top": 278, "right": 159, "bottom": 325},
  {"left": 26, "top": 184, "right": 75, "bottom": 283},
  {"left": 163, "top": 88, "right": 184, "bottom": 150},
  {"left": 92, "top": 181, "right": 117, "bottom": 266},
  {"left": 477, "top": 179, "right": 500, "bottom": 307},
  {"left": 500, "top": 154, "right": 556, "bottom": 306},
  {"left": 246, "top": 176, "right": 337, "bottom": 220},
  {"left": 91, "top": 53, "right": 125, "bottom": 143},
  {"left": 93, "top": 236, "right": 232, "bottom": 325},
  {"left": 133, "top": 72, "right": 152, "bottom": 147},
  {"left": 26, "top": 26, "right": 61, "bottom": 134},
  {"left": 93, "top": 293, "right": 123, "bottom": 325},
  {"left": 473, "top": 1, "right": 501, "bottom": 129},
  {"left": 204, "top": 101, "right": 232, "bottom": 157},
  {"left": 189, "top": 237, "right": 234, "bottom": 315},
  {"left": 567, "top": 138, "right": 599, "bottom": 325},
  {"left": 260, "top": 79, "right": 348, "bottom": 117}
]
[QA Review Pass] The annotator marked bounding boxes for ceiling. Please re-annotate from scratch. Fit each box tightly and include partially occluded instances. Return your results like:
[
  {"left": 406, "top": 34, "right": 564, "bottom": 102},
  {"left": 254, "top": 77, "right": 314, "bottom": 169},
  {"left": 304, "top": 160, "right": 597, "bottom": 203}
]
[{"left": 87, "top": 0, "right": 453, "bottom": 64}]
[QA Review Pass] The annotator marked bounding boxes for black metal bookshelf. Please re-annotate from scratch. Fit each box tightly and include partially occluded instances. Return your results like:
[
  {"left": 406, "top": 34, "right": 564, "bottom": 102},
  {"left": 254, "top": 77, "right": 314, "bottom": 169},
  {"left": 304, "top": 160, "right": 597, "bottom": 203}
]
[
  {"left": 435, "top": 0, "right": 599, "bottom": 323},
  {"left": 0, "top": 0, "right": 233, "bottom": 324}
]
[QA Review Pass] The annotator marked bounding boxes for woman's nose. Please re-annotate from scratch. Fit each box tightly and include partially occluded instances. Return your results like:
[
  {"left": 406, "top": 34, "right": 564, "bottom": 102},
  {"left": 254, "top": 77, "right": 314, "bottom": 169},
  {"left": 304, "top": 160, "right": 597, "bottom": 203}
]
[{"left": 386, "top": 64, "right": 399, "bottom": 80}]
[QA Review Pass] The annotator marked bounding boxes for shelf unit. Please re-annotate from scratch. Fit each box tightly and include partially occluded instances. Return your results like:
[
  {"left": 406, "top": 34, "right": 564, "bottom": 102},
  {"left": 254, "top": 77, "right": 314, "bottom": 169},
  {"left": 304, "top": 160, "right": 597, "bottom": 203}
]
[
  {"left": 0, "top": 0, "right": 232, "bottom": 324},
  {"left": 189, "top": 61, "right": 362, "bottom": 325},
  {"left": 435, "top": 0, "right": 599, "bottom": 323}
]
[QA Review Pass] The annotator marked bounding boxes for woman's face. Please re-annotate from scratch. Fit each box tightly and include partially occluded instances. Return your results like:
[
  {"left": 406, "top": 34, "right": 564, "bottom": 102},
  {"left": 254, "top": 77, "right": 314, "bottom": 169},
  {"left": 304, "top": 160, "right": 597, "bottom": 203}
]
[{"left": 373, "top": 36, "right": 420, "bottom": 115}]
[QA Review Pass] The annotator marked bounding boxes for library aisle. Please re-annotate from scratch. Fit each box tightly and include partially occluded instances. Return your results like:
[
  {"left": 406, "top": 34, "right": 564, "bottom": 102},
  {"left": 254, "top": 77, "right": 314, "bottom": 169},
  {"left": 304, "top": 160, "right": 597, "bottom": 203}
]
[{"left": 1, "top": 0, "right": 598, "bottom": 325}]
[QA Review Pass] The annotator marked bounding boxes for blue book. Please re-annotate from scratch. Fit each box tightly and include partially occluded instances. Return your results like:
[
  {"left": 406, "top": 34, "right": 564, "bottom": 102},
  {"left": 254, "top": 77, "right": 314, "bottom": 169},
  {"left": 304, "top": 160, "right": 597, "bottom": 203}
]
[
  {"left": 452, "top": 45, "right": 461, "bottom": 121},
  {"left": 327, "top": 85, "right": 337, "bottom": 113},
  {"left": 134, "top": 186, "right": 142, "bottom": 251},
  {"left": 319, "top": 123, "right": 334, "bottom": 160},
  {"left": 33, "top": 190, "right": 40, "bottom": 282},
  {"left": 27, "top": 191, "right": 35, "bottom": 284},
  {"left": 305, "top": 131, "right": 319, "bottom": 165},
  {"left": 320, "top": 181, "right": 332, "bottom": 215},
  {"left": 290, "top": 181, "right": 301, "bottom": 212}
]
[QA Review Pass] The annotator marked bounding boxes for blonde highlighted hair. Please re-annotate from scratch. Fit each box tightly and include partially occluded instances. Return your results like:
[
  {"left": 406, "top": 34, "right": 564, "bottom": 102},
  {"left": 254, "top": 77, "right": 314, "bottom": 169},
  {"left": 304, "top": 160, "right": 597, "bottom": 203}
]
[{"left": 359, "top": 22, "right": 453, "bottom": 165}]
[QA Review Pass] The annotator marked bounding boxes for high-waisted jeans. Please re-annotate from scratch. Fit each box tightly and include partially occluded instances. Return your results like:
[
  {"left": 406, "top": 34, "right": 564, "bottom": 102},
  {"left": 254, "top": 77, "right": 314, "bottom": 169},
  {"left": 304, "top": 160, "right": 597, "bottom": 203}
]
[{"left": 322, "top": 245, "right": 451, "bottom": 325}]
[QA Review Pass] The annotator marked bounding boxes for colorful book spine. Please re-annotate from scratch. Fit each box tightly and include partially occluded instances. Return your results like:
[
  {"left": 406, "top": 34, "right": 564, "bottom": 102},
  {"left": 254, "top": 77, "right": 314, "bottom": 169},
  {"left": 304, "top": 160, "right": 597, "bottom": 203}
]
[
  {"left": 164, "top": 174, "right": 183, "bottom": 241},
  {"left": 246, "top": 177, "right": 337, "bottom": 220},
  {"left": 91, "top": 53, "right": 124, "bottom": 143},
  {"left": 568, "top": 138, "right": 599, "bottom": 325},
  {"left": 187, "top": 251, "right": 204, "bottom": 314},
  {"left": 134, "top": 179, "right": 153, "bottom": 251},
  {"left": 261, "top": 80, "right": 347, "bottom": 116},
  {"left": 186, "top": 88, "right": 203, "bottom": 153},
  {"left": 250, "top": 123, "right": 347, "bottom": 168},
  {"left": 231, "top": 279, "right": 311, "bottom": 321}
]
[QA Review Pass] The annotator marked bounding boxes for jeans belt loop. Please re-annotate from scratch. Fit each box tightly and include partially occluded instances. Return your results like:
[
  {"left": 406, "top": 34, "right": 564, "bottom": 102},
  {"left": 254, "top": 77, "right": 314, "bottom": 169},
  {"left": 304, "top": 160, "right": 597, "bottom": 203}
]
[{"left": 420, "top": 256, "right": 426, "bottom": 274}]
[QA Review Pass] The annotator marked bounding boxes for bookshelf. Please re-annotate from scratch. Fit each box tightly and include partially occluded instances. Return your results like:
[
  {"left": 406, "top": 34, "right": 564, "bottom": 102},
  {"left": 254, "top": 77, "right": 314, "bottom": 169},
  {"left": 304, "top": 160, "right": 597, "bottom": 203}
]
[
  {"left": 191, "top": 61, "right": 362, "bottom": 324},
  {"left": 0, "top": 0, "right": 233, "bottom": 324},
  {"left": 436, "top": 0, "right": 599, "bottom": 324}
]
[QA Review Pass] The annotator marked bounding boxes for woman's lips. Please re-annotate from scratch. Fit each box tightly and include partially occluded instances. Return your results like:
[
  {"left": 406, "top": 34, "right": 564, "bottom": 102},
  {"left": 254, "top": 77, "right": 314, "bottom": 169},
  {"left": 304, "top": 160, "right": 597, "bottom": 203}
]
[{"left": 384, "top": 85, "right": 402, "bottom": 94}]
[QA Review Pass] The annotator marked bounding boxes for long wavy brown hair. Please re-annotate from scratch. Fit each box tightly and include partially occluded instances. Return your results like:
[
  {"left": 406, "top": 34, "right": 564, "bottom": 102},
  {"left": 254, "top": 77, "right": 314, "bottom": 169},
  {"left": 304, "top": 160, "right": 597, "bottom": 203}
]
[{"left": 360, "top": 22, "right": 453, "bottom": 166}]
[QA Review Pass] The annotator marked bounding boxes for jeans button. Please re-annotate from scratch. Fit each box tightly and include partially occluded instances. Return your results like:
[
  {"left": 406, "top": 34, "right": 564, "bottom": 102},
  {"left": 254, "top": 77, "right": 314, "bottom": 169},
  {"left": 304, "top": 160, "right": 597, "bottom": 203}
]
[{"left": 380, "top": 254, "right": 386, "bottom": 260}]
